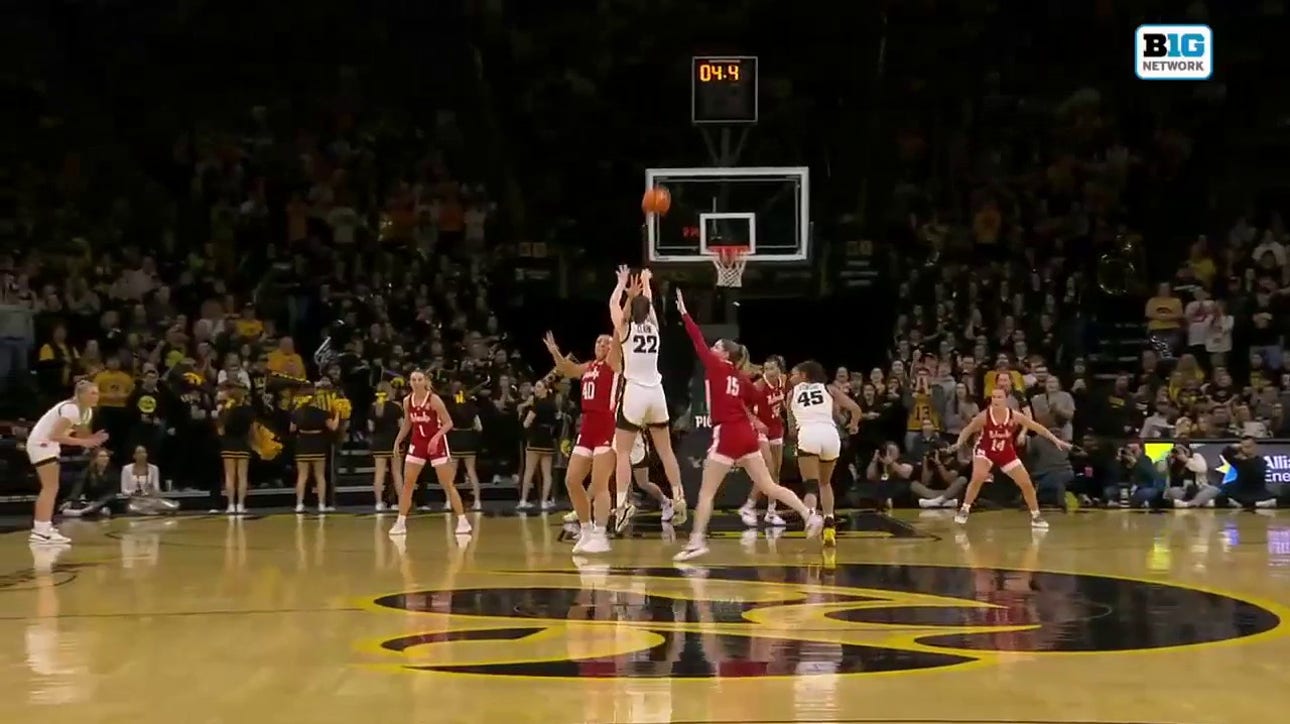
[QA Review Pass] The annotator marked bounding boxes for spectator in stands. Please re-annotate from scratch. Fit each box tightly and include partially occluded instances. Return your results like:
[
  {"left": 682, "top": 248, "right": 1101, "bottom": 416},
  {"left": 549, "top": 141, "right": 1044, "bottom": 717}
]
[
  {"left": 1030, "top": 375, "right": 1075, "bottom": 442},
  {"left": 866, "top": 442, "right": 915, "bottom": 510},
  {"left": 62, "top": 447, "right": 118, "bottom": 518},
  {"left": 912, "top": 443, "right": 966, "bottom": 510},
  {"left": 1026, "top": 435, "right": 1074, "bottom": 509},
  {"left": 1145, "top": 283, "right": 1184, "bottom": 354},
  {"left": 0, "top": 268, "right": 36, "bottom": 397},
  {"left": 121, "top": 445, "right": 178, "bottom": 515}
]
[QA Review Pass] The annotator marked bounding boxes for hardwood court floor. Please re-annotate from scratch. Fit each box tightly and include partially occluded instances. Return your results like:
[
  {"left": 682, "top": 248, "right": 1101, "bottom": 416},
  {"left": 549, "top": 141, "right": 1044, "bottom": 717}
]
[{"left": 1, "top": 508, "right": 1288, "bottom": 724}]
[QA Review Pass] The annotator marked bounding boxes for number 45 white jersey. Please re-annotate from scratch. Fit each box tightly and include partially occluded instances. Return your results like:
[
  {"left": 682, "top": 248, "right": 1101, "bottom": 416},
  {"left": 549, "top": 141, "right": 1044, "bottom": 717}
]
[
  {"left": 622, "top": 321, "right": 662, "bottom": 387},
  {"left": 790, "top": 382, "right": 834, "bottom": 428}
]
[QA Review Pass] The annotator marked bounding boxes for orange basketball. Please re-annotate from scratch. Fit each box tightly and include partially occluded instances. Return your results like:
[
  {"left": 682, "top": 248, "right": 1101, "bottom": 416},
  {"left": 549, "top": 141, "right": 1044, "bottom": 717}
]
[{"left": 642, "top": 186, "right": 671, "bottom": 216}]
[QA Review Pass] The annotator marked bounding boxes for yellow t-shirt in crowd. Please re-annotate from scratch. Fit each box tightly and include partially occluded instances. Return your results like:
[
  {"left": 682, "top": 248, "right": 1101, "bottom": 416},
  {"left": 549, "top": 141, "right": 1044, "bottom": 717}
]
[
  {"left": 94, "top": 370, "right": 135, "bottom": 408},
  {"left": 267, "top": 350, "right": 305, "bottom": 378},
  {"left": 1145, "top": 295, "right": 1183, "bottom": 331},
  {"left": 234, "top": 318, "right": 265, "bottom": 339}
]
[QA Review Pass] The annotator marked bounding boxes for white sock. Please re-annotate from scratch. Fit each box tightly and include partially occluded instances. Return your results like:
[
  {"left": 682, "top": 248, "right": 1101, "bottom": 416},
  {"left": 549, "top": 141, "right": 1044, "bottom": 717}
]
[
  {"left": 960, "top": 504, "right": 972, "bottom": 513},
  {"left": 395, "top": 515, "right": 406, "bottom": 526},
  {"left": 34, "top": 520, "right": 52, "bottom": 532},
  {"left": 1030, "top": 509, "right": 1042, "bottom": 517},
  {"left": 766, "top": 500, "right": 777, "bottom": 513},
  {"left": 740, "top": 500, "right": 754, "bottom": 511}
]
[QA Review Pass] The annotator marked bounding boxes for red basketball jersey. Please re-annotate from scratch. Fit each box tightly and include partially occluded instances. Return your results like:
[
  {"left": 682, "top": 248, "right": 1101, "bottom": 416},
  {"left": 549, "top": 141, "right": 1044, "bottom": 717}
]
[
  {"left": 406, "top": 392, "right": 442, "bottom": 445},
  {"left": 683, "top": 314, "right": 756, "bottom": 426},
  {"left": 975, "top": 407, "right": 1017, "bottom": 460},
  {"left": 579, "top": 360, "right": 618, "bottom": 416}
]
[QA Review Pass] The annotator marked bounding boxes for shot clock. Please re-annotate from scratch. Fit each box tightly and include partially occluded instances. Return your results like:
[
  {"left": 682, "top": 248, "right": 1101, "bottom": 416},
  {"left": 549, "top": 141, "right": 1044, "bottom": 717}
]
[{"left": 691, "top": 56, "right": 759, "bottom": 125}]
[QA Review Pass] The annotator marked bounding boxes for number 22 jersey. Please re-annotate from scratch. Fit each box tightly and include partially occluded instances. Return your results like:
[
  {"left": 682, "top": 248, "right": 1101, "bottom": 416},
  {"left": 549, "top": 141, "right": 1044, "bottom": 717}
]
[{"left": 621, "top": 321, "right": 662, "bottom": 387}]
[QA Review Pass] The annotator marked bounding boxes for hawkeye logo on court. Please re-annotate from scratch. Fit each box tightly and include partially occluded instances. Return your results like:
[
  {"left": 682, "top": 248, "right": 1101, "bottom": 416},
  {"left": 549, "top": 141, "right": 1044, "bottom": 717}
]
[
  {"left": 362, "top": 563, "right": 1281, "bottom": 679},
  {"left": 1136, "top": 24, "right": 1213, "bottom": 80}
]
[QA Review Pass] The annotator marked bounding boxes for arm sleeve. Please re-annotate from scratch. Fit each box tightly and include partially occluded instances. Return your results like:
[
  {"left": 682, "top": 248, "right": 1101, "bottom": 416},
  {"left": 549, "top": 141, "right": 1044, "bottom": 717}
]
[{"left": 681, "top": 313, "right": 717, "bottom": 371}]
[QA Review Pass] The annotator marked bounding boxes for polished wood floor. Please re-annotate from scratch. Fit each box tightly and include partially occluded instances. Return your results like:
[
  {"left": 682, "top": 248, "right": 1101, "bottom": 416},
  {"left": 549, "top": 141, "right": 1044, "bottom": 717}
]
[{"left": 1, "top": 507, "right": 1287, "bottom": 724}]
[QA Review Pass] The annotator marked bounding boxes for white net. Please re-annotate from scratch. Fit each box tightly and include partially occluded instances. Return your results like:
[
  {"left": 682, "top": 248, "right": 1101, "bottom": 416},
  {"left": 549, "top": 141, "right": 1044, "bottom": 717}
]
[{"left": 711, "top": 249, "right": 748, "bottom": 288}]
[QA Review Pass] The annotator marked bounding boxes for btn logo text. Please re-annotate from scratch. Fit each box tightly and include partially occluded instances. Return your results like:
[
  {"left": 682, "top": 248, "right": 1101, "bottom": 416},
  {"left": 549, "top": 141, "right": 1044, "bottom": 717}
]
[{"left": 1136, "top": 24, "right": 1213, "bottom": 81}]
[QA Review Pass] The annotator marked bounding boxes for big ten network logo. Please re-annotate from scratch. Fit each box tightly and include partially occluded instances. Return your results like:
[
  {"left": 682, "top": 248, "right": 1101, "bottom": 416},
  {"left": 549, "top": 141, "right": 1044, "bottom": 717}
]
[{"left": 1135, "top": 24, "right": 1213, "bottom": 81}]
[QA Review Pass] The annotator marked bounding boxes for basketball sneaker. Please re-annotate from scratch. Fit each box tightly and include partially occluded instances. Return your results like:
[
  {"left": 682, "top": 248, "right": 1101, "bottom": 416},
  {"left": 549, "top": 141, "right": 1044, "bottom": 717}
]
[
  {"left": 673, "top": 538, "right": 709, "bottom": 562},
  {"left": 579, "top": 528, "right": 611, "bottom": 554},
  {"left": 613, "top": 502, "right": 637, "bottom": 534},
  {"left": 804, "top": 512, "right": 824, "bottom": 539},
  {"left": 455, "top": 516, "right": 473, "bottom": 534},
  {"left": 660, "top": 499, "right": 675, "bottom": 522},
  {"left": 953, "top": 507, "right": 970, "bottom": 525},
  {"left": 388, "top": 519, "right": 407, "bottom": 537},
  {"left": 672, "top": 497, "right": 688, "bottom": 526},
  {"left": 375, "top": 502, "right": 389, "bottom": 513},
  {"left": 29, "top": 527, "right": 71, "bottom": 545},
  {"left": 1030, "top": 513, "right": 1049, "bottom": 530},
  {"left": 738, "top": 504, "right": 758, "bottom": 527},
  {"left": 822, "top": 516, "right": 837, "bottom": 547},
  {"left": 562, "top": 509, "right": 579, "bottom": 524},
  {"left": 764, "top": 510, "right": 786, "bottom": 527}
]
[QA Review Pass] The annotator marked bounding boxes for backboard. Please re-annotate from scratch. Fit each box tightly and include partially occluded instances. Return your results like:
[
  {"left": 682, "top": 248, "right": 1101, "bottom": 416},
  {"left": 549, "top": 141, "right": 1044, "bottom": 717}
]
[{"left": 645, "top": 166, "right": 810, "bottom": 264}]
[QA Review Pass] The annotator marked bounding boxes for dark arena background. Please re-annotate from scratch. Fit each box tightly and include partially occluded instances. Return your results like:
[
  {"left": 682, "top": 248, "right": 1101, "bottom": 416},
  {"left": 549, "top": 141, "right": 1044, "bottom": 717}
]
[{"left": 2, "top": 1, "right": 1289, "bottom": 722}]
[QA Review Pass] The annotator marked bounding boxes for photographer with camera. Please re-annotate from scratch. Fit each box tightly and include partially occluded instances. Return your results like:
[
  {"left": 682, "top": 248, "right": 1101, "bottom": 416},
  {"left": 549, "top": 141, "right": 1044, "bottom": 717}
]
[
  {"left": 1220, "top": 437, "right": 1279, "bottom": 509},
  {"left": 911, "top": 438, "right": 967, "bottom": 509},
  {"left": 1161, "top": 443, "right": 1222, "bottom": 508},
  {"left": 1113, "top": 441, "right": 1163, "bottom": 508},
  {"left": 865, "top": 441, "right": 915, "bottom": 509}
]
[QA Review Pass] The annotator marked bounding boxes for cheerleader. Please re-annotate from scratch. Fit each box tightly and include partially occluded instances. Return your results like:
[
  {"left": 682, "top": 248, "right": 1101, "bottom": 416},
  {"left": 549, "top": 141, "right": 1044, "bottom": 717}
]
[
  {"left": 216, "top": 385, "right": 256, "bottom": 514},
  {"left": 445, "top": 377, "right": 484, "bottom": 511},
  {"left": 368, "top": 381, "right": 403, "bottom": 512},
  {"left": 291, "top": 384, "right": 339, "bottom": 514},
  {"left": 25, "top": 380, "right": 107, "bottom": 544},
  {"left": 517, "top": 378, "right": 559, "bottom": 510}
]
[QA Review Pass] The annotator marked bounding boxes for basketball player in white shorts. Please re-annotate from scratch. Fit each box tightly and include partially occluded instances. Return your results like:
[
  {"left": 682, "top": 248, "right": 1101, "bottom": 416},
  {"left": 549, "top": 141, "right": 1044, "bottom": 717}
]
[
  {"left": 608, "top": 266, "right": 688, "bottom": 525},
  {"left": 789, "top": 361, "right": 860, "bottom": 548},
  {"left": 26, "top": 380, "right": 109, "bottom": 545}
]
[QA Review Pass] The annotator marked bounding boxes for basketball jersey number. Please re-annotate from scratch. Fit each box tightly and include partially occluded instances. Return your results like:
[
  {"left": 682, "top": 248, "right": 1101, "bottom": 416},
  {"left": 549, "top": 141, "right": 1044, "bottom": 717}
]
[
  {"left": 418, "top": 423, "right": 427, "bottom": 438},
  {"left": 796, "top": 389, "right": 825, "bottom": 406},
  {"left": 632, "top": 334, "right": 659, "bottom": 354},
  {"left": 725, "top": 376, "right": 740, "bottom": 397},
  {"left": 582, "top": 380, "right": 595, "bottom": 400},
  {"left": 990, "top": 437, "right": 1005, "bottom": 452}
]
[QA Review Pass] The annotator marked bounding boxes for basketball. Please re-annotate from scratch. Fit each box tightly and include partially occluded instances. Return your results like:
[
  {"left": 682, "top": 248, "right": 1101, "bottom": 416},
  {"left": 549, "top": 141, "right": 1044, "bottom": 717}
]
[{"left": 642, "top": 186, "right": 671, "bottom": 216}]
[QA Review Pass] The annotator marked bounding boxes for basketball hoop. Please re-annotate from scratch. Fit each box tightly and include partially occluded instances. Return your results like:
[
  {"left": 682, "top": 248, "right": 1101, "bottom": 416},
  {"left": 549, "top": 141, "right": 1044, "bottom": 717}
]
[{"left": 710, "top": 246, "right": 749, "bottom": 288}]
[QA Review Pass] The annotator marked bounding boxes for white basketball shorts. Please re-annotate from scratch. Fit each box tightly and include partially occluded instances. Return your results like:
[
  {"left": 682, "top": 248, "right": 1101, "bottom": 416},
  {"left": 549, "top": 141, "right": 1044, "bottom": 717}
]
[
  {"left": 796, "top": 423, "right": 841, "bottom": 462},
  {"left": 618, "top": 382, "right": 669, "bottom": 429}
]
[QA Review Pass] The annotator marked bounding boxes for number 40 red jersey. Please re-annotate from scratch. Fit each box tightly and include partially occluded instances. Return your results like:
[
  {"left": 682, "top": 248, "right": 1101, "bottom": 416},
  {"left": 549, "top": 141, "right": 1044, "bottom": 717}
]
[{"left": 579, "top": 360, "right": 618, "bottom": 416}]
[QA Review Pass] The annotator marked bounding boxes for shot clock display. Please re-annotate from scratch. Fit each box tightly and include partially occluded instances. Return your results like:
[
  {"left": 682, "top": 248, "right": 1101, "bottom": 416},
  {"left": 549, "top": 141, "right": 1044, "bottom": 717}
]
[{"left": 691, "top": 56, "right": 758, "bottom": 125}]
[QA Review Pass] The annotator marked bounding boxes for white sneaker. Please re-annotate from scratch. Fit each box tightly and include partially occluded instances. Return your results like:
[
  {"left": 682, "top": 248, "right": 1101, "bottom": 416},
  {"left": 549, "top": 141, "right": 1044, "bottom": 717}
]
[
  {"left": 1170, "top": 498, "right": 1190, "bottom": 508},
  {"left": 918, "top": 496, "right": 945, "bottom": 509},
  {"left": 614, "top": 502, "right": 637, "bottom": 534},
  {"left": 226, "top": 505, "right": 237, "bottom": 515},
  {"left": 764, "top": 511, "right": 786, "bottom": 527},
  {"left": 441, "top": 500, "right": 452, "bottom": 511},
  {"left": 375, "top": 502, "right": 388, "bottom": 513},
  {"left": 954, "top": 507, "right": 970, "bottom": 525},
  {"left": 455, "top": 516, "right": 473, "bottom": 534},
  {"left": 673, "top": 540, "right": 709, "bottom": 561},
  {"left": 1030, "top": 513, "right": 1049, "bottom": 530},
  {"left": 516, "top": 500, "right": 533, "bottom": 511},
  {"left": 470, "top": 501, "right": 482, "bottom": 512},
  {"left": 804, "top": 513, "right": 824, "bottom": 539},
  {"left": 388, "top": 521, "right": 407, "bottom": 537},
  {"left": 540, "top": 500, "right": 555, "bottom": 512},
  {"left": 571, "top": 526, "right": 592, "bottom": 553},
  {"left": 660, "top": 500, "right": 675, "bottom": 522},
  {"left": 294, "top": 503, "right": 305, "bottom": 514},
  {"left": 236, "top": 504, "right": 247, "bottom": 514},
  {"left": 738, "top": 505, "right": 758, "bottom": 527},
  {"left": 562, "top": 509, "right": 579, "bottom": 523},
  {"left": 672, "top": 497, "right": 688, "bottom": 526},
  {"left": 30, "top": 528, "right": 72, "bottom": 545},
  {"left": 579, "top": 529, "right": 611, "bottom": 554}
]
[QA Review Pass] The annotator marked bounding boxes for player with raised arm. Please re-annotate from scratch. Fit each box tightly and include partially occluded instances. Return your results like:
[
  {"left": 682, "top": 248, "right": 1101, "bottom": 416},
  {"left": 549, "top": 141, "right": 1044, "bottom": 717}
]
[
  {"left": 542, "top": 330, "right": 634, "bottom": 554},
  {"left": 26, "top": 379, "right": 109, "bottom": 544},
  {"left": 788, "top": 360, "right": 861, "bottom": 547},
  {"left": 610, "top": 266, "right": 688, "bottom": 525},
  {"left": 950, "top": 384, "right": 1071, "bottom": 528},
  {"left": 738, "top": 355, "right": 789, "bottom": 527},
  {"left": 673, "top": 288, "right": 822, "bottom": 562},
  {"left": 389, "top": 370, "right": 471, "bottom": 538}
]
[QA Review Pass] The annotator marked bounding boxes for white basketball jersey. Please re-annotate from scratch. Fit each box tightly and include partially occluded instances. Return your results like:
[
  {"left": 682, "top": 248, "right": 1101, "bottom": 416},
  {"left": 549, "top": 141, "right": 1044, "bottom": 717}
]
[
  {"left": 29, "top": 400, "right": 89, "bottom": 443},
  {"left": 790, "top": 382, "right": 834, "bottom": 428},
  {"left": 621, "top": 321, "right": 662, "bottom": 387}
]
